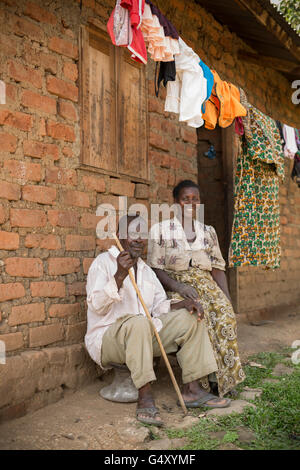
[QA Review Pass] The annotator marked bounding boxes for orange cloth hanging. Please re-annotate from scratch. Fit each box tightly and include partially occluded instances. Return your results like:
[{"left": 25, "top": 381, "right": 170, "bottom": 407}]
[{"left": 203, "top": 71, "right": 247, "bottom": 129}]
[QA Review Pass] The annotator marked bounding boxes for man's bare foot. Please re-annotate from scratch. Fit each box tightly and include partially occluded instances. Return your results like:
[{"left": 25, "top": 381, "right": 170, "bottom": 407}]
[
  {"left": 136, "top": 383, "right": 163, "bottom": 425},
  {"left": 182, "top": 380, "right": 229, "bottom": 407}
]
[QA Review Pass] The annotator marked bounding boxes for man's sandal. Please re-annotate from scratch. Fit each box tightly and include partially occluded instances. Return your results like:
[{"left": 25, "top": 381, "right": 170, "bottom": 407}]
[
  {"left": 136, "top": 406, "right": 164, "bottom": 427},
  {"left": 179, "top": 392, "right": 231, "bottom": 409}
]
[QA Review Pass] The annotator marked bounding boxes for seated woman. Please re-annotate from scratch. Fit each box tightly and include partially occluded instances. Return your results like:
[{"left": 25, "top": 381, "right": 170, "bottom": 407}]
[{"left": 147, "top": 180, "right": 245, "bottom": 403}]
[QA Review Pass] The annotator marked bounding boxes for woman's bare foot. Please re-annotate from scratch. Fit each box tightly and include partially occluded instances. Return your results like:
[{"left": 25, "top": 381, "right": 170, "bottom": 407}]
[{"left": 182, "top": 380, "right": 229, "bottom": 407}]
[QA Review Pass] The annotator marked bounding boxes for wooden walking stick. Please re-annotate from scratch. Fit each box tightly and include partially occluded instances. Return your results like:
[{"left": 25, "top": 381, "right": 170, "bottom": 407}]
[{"left": 113, "top": 233, "right": 188, "bottom": 415}]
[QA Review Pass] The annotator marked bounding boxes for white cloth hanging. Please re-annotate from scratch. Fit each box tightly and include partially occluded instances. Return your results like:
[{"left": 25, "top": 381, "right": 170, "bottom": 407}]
[
  {"left": 283, "top": 125, "right": 298, "bottom": 159},
  {"left": 164, "top": 38, "right": 207, "bottom": 128}
]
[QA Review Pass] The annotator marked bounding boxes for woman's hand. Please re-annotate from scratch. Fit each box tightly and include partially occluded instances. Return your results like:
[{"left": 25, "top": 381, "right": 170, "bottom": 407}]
[
  {"left": 177, "top": 283, "right": 200, "bottom": 301},
  {"left": 171, "top": 299, "right": 204, "bottom": 321}
]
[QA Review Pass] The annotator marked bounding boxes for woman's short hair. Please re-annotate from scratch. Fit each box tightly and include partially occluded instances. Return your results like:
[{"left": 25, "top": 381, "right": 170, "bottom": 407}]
[{"left": 173, "top": 180, "right": 199, "bottom": 200}]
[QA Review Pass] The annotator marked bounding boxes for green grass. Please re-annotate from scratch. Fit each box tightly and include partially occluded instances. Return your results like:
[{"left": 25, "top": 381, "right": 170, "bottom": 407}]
[{"left": 164, "top": 349, "right": 300, "bottom": 450}]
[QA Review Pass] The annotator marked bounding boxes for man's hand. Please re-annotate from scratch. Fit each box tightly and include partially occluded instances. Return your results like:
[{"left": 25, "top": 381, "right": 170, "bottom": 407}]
[
  {"left": 177, "top": 283, "right": 200, "bottom": 301},
  {"left": 114, "top": 251, "right": 135, "bottom": 289},
  {"left": 171, "top": 298, "right": 204, "bottom": 321}
]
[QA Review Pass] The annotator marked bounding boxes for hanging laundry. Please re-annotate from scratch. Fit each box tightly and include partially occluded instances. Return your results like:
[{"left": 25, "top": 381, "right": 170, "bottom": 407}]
[
  {"left": 145, "top": 0, "right": 179, "bottom": 40},
  {"left": 235, "top": 117, "right": 244, "bottom": 136},
  {"left": 107, "top": 0, "right": 147, "bottom": 64},
  {"left": 203, "top": 71, "right": 247, "bottom": 129},
  {"left": 239, "top": 87, "right": 251, "bottom": 137},
  {"left": 164, "top": 38, "right": 207, "bottom": 128},
  {"left": 155, "top": 61, "right": 176, "bottom": 97},
  {"left": 141, "top": 1, "right": 179, "bottom": 61},
  {"left": 229, "top": 105, "right": 285, "bottom": 270},
  {"left": 199, "top": 60, "right": 214, "bottom": 113},
  {"left": 107, "top": 0, "right": 132, "bottom": 46},
  {"left": 295, "top": 129, "right": 300, "bottom": 150},
  {"left": 283, "top": 124, "right": 298, "bottom": 159},
  {"left": 291, "top": 154, "right": 300, "bottom": 188}
]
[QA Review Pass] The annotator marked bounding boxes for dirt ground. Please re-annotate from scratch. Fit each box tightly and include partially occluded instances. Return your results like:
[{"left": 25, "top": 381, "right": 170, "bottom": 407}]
[{"left": 0, "top": 312, "right": 299, "bottom": 450}]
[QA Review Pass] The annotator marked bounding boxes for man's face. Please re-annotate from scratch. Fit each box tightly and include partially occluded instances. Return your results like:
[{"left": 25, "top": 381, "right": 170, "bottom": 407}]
[{"left": 119, "top": 218, "right": 148, "bottom": 260}]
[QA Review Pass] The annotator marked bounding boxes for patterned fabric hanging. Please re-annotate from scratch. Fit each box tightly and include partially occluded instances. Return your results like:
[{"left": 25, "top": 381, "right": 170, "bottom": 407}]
[{"left": 228, "top": 106, "right": 285, "bottom": 269}]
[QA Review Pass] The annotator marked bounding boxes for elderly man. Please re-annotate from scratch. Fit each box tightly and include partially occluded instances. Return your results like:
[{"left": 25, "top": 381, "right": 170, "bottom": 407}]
[{"left": 85, "top": 215, "right": 229, "bottom": 427}]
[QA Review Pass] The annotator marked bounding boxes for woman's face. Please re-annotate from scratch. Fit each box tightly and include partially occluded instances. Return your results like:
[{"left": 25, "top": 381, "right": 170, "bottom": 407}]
[{"left": 176, "top": 186, "right": 201, "bottom": 217}]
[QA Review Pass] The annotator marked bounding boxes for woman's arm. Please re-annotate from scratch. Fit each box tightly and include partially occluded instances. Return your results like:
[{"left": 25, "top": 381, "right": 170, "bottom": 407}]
[
  {"left": 153, "top": 268, "right": 200, "bottom": 301},
  {"left": 211, "top": 268, "right": 232, "bottom": 303}
]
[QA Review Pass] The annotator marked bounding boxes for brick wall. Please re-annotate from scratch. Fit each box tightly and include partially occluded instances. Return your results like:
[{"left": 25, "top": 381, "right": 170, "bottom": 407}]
[{"left": 0, "top": 0, "right": 299, "bottom": 420}]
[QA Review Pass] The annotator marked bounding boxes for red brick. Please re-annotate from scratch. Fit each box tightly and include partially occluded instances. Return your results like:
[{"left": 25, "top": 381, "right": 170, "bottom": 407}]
[
  {"left": 96, "top": 239, "right": 117, "bottom": 251},
  {"left": 180, "top": 127, "right": 198, "bottom": 144},
  {"left": 0, "top": 132, "right": 18, "bottom": 153},
  {"left": 161, "top": 120, "right": 179, "bottom": 138},
  {"left": 5, "top": 83, "right": 18, "bottom": 103},
  {"left": 45, "top": 167, "right": 77, "bottom": 186},
  {"left": 149, "top": 149, "right": 170, "bottom": 168},
  {"left": 63, "top": 62, "right": 78, "bottom": 81},
  {"left": 23, "top": 140, "right": 59, "bottom": 160},
  {"left": 62, "top": 146, "right": 73, "bottom": 158},
  {"left": 135, "top": 183, "right": 150, "bottom": 199},
  {"left": 0, "top": 332, "right": 23, "bottom": 352},
  {"left": 0, "top": 32, "right": 18, "bottom": 57},
  {"left": 5, "top": 257, "right": 43, "bottom": 277},
  {"left": 176, "top": 141, "right": 186, "bottom": 154},
  {"left": 9, "top": 60, "right": 42, "bottom": 89},
  {"left": 81, "top": 213, "right": 103, "bottom": 229},
  {"left": 66, "top": 235, "right": 96, "bottom": 251},
  {"left": 0, "top": 181, "right": 20, "bottom": 201},
  {"left": 97, "top": 194, "right": 121, "bottom": 210},
  {"left": 24, "top": 2, "right": 57, "bottom": 25},
  {"left": 148, "top": 97, "right": 164, "bottom": 114},
  {"left": 110, "top": 179, "right": 135, "bottom": 197},
  {"left": 9, "top": 302, "right": 45, "bottom": 326},
  {"left": 39, "top": 118, "right": 47, "bottom": 136},
  {"left": 48, "top": 210, "right": 79, "bottom": 227},
  {"left": 48, "top": 36, "right": 78, "bottom": 59},
  {"left": 65, "top": 321, "right": 86, "bottom": 342},
  {"left": 21, "top": 90, "right": 57, "bottom": 114},
  {"left": 82, "top": 175, "right": 105, "bottom": 193},
  {"left": 10, "top": 208, "right": 47, "bottom": 227},
  {"left": 58, "top": 100, "right": 77, "bottom": 121},
  {"left": 155, "top": 168, "right": 169, "bottom": 184},
  {"left": 150, "top": 131, "right": 170, "bottom": 152},
  {"left": 46, "top": 76, "right": 78, "bottom": 102},
  {"left": 49, "top": 302, "right": 81, "bottom": 318},
  {"left": 62, "top": 190, "right": 90, "bottom": 208},
  {"left": 0, "top": 205, "right": 6, "bottom": 224},
  {"left": 0, "top": 283, "right": 25, "bottom": 302},
  {"left": 83, "top": 258, "right": 94, "bottom": 274},
  {"left": 0, "top": 231, "right": 19, "bottom": 250},
  {"left": 25, "top": 234, "right": 61, "bottom": 250},
  {"left": 0, "top": 109, "right": 32, "bottom": 132},
  {"left": 185, "top": 144, "right": 196, "bottom": 158},
  {"left": 46, "top": 120, "right": 75, "bottom": 142},
  {"left": 181, "top": 160, "right": 197, "bottom": 175},
  {"left": 48, "top": 257, "right": 80, "bottom": 275},
  {"left": 30, "top": 281, "right": 65, "bottom": 298},
  {"left": 40, "top": 52, "right": 58, "bottom": 74},
  {"left": 4, "top": 159, "right": 42, "bottom": 182},
  {"left": 68, "top": 281, "right": 86, "bottom": 296},
  {"left": 12, "top": 15, "right": 44, "bottom": 43},
  {"left": 29, "top": 323, "right": 64, "bottom": 347},
  {"left": 22, "top": 185, "right": 56, "bottom": 205}
]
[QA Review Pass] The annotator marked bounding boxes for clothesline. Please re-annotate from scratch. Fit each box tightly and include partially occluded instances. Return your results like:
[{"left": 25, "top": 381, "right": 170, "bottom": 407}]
[{"left": 106, "top": 0, "right": 298, "bottom": 145}]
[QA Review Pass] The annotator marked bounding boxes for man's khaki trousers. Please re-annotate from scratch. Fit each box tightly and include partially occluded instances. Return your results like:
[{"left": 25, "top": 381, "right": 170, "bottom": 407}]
[{"left": 101, "top": 308, "right": 218, "bottom": 390}]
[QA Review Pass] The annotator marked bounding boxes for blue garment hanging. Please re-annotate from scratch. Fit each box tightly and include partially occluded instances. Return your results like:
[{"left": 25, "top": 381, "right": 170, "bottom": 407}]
[{"left": 199, "top": 60, "right": 214, "bottom": 114}]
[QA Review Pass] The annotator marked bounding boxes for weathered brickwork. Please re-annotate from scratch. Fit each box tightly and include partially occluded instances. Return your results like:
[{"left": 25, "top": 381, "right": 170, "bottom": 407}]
[{"left": 0, "top": 0, "right": 299, "bottom": 420}]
